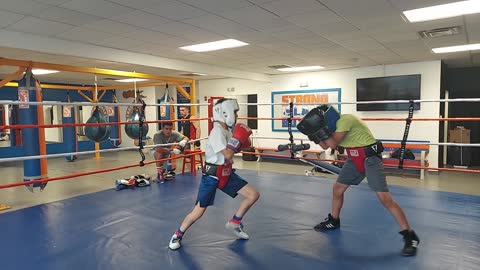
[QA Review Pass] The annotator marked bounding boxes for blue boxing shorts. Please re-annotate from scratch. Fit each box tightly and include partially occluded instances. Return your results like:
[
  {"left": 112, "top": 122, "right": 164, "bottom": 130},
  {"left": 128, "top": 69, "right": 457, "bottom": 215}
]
[{"left": 196, "top": 172, "right": 248, "bottom": 208}]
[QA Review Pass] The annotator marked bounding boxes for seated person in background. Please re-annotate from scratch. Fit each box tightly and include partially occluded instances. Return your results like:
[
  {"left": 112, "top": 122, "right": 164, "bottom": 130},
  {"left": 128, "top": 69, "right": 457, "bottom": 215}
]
[
  {"left": 179, "top": 106, "right": 201, "bottom": 149},
  {"left": 136, "top": 121, "right": 189, "bottom": 182}
]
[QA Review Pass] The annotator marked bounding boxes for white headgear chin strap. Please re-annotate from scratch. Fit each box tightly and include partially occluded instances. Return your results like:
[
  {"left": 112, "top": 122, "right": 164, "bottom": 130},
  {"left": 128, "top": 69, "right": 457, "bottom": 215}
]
[{"left": 212, "top": 99, "right": 239, "bottom": 128}]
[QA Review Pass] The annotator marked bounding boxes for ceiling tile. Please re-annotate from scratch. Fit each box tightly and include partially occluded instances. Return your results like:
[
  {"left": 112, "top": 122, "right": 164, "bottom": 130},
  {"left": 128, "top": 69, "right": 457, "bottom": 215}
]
[
  {"left": 285, "top": 9, "right": 342, "bottom": 28},
  {"left": 33, "top": 0, "right": 70, "bottom": 5},
  {"left": 0, "top": 0, "right": 52, "bottom": 16},
  {"left": 0, "top": 47, "right": 34, "bottom": 58},
  {"left": 107, "top": 0, "right": 165, "bottom": 9},
  {"left": 259, "top": 0, "right": 328, "bottom": 17},
  {"left": 183, "top": 14, "right": 257, "bottom": 36},
  {"left": 56, "top": 26, "right": 115, "bottom": 42},
  {"left": 7, "top": 17, "right": 74, "bottom": 36},
  {"left": 176, "top": 0, "right": 253, "bottom": 14},
  {"left": 110, "top": 10, "right": 171, "bottom": 29},
  {"left": 218, "top": 5, "right": 291, "bottom": 31},
  {"left": 83, "top": 19, "right": 141, "bottom": 35},
  {"left": 368, "top": 29, "right": 420, "bottom": 43},
  {"left": 91, "top": 36, "right": 146, "bottom": 50},
  {"left": 466, "top": 14, "right": 480, "bottom": 43},
  {"left": 308, "top": 21, "right": 359, "bottom": 38},
  {"left": 320, "top": 0, "right": 394, "bottom": 18},
  {"left": 0, "top": 10, "right": 24, "bottom": 28},
  {"left": 122, "top": 29, "right": 174, "bottom": 44},
  {"left": 353, "top": 13, "right": 411, "bottom": 32},
  {"left": 340, "top": 37, "right": 387, "bottom": 52},
  {"left": 150, "top": 21, "right": 226, "bottom": 43},
  {"left": 150, "top": 36, "right": 192, "bottom": 48},
  {"left": 35, "top": 6, "right": 101, "bottom": 26},
  {"left": 139, "top": 0, "right": 208, "bottom": 21},
  {"left": 60, "top": 0, "right": 134, "bottom": 18}
]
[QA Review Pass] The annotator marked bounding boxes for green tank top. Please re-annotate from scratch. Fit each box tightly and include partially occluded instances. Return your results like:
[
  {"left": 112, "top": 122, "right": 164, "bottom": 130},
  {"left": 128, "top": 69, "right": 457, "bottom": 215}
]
[{"left": 335, "top": 114, "right": 377, "bottom": 147}]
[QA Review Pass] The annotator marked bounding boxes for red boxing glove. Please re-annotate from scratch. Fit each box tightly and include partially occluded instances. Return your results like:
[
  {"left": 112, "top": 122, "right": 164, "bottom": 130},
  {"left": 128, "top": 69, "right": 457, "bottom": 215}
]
[
  {"left": 242, "top": 138, "right": 252, "bottom": 149},
  {"left": 227, "top": 123, "right": 252, "bottom": 153}
]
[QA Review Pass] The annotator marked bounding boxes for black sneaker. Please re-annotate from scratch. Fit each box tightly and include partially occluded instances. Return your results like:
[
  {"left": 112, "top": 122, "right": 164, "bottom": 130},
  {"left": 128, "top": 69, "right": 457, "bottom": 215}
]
[
  {"left": 399, "top": 230, "right": 420, "bottom": 256},
  {"left": 314, "top": 213, "right": 340, "bottom": 231}
]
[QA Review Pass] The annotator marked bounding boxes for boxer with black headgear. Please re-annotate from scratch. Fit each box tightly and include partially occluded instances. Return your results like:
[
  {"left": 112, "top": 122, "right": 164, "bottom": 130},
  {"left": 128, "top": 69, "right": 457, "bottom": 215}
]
[{"left": 297, "top": 104, "right": 420, "bottom": 257}]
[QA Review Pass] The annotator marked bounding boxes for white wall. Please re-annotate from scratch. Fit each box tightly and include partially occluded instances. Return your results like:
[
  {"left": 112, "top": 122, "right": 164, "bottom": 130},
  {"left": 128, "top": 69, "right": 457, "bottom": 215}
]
[
  {"left": 198, "top": 61, "right": 442, "bottom": 168},
  {"left": 44, "top": 105, "right": 62, "bottom": 143}
]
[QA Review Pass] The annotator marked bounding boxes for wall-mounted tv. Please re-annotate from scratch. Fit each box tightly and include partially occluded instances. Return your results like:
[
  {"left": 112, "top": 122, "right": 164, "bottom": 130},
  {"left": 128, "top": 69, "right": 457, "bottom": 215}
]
[{"left": 356, "top": 74, "right": 421, "bottom": 111}]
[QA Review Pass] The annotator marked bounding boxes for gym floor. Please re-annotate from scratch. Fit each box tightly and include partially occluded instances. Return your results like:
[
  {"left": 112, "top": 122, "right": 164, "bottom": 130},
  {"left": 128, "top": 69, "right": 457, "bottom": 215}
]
[
  {"left": 0, "top": 151, "right": 479, "bottom": 213},
  {"left": 1, "top": 152, "right": 479, "bottom": 270}
]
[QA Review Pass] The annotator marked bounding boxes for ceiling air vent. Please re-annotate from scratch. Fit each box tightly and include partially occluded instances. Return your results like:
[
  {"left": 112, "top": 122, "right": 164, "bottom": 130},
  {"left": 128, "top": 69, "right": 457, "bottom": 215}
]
[
  {"left": 419, "top": 26, "right": 461, "bottom": 38},
  {"left": 268, "top": 64, "right": 291, "bottom": 70}
]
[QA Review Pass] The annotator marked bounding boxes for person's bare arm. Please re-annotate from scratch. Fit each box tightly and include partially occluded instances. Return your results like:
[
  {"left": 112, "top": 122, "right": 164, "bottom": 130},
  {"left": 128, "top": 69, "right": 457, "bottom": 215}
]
[
  {"left": 222, "top": 148, "right": 235, "bottom": 160},
  {"left": 324, "top": 131, "right": 348, "bottom": 149},
  {"left": 319, "top": 141, "right": 328, "bottom": 149},
  {"left": 193, "top": 120, "right": 201, "bottom": 138}
]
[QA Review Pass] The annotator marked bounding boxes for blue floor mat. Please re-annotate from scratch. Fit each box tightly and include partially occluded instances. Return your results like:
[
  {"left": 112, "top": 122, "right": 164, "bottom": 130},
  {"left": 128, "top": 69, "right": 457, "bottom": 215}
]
[{"left": 1, "top": 170, "right": 479, "bottom": 270}]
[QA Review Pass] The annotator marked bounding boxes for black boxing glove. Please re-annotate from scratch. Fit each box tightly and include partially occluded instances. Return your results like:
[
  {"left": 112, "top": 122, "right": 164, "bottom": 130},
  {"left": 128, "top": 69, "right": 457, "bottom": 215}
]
[{"left": 307, "top": 127, "right": 332, "bottom": 144}]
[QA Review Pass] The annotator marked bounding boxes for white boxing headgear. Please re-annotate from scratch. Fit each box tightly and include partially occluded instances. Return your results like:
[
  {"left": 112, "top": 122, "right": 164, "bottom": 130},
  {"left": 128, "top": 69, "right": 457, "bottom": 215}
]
[{"left": 212, "top": 98, "right": 239, "bottom": 128}]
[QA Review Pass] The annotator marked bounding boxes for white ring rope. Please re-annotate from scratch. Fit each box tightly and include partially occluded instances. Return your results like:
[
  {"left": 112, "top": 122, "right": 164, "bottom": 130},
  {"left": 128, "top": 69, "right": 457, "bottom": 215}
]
[
  {"left": 1, "top": 97, "right": 479, "bottom": 108},
  {"left": 251, "top": 136, "right": 310, "bottom": 141},
  {"left": 239, "top": 98, "right": 480, "bottom": 106},
  {"left": 0, "top": 100, "right": 207, "bottom": 107},
  {"left": 0, "top": 137, "right": 207, "bottom": 163},
  {"left": 250, "top": 136, "right": 480, "bottom": 148}
]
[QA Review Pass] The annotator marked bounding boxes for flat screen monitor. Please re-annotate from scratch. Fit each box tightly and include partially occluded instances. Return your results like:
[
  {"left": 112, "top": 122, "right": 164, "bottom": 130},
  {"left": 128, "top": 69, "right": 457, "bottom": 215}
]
[{"left": 356, "top": 74, "right": 421, "bottom": 111}]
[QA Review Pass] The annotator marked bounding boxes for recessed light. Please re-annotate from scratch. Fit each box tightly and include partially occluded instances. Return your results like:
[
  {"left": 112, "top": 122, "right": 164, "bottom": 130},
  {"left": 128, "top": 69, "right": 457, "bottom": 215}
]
[
  {"left": 277, "top": 66, "right": 325, "bottom": 72},
  {"left": 180, "top": 39, "right": 249, "bottom": 52},
  {"left": 114, "top": 78, "right": 149, "bottom": 82},
  {"left": 31, "top": 69, "right": 59, "bottom": 75},
  {"left": 432, "top": 43, "right": 480, "bottom": 53},
  {"left": 403, "top": 0, "right": 480, "bottom": 23}
]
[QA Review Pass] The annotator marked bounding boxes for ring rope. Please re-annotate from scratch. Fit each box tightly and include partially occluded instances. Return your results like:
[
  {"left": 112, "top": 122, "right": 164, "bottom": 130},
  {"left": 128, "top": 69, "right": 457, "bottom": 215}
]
[
  {"left": 238, "top": 98, "right": 480, "bottom": 106},
  {"left": 0, "top": 100, "right": 208, "bottom": 107},
  {"left": 1, "top": 97, "right": 479, "bottom": 108},
  {"left": 0, "top": 137, "right": 207, "bottom": 163},
  {"left": 250, "top": 136, "right": 480, "bottom": 147},
  {"left": 0, "top": 116, "right": 475, "bottom": 131},
  {"left": 241, "top": 151, "right": 480, "bottom": 174},
  {"left": 238, "top": 117, "right": 480, "bottom": 121},
  {"left": 0, "top": 151, "right": 204, "bottom": 190},
  {"left": 0, "top": 117, "right": 210, "bottom": 130}
]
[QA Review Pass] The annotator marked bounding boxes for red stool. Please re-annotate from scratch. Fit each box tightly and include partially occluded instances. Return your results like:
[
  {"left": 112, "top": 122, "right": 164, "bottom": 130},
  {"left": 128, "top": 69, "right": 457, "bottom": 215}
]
[{"left": 182, "top": 149, "right": 203, "bottom": 176}]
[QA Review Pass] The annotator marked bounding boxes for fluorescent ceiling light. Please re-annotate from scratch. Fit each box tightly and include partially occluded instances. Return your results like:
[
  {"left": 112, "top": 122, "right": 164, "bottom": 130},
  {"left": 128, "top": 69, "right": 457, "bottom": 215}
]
[
  {"left": 403, "top": 0, "right": 480, "bottom": 23},
  {"left": 115, "top": 78, "right": 149, "bottom": 82},
  {"left": 277, "top": 66, "right": 325, "bottom": 72},
  {"left": 432, "top": 43, "right": 480, "bottom": 53},
  {"left": 180, "top": 39, "right": 249, "bottom": 52},
  {"left": 32, "top": 69, "right": 59, "bottom": 75}
]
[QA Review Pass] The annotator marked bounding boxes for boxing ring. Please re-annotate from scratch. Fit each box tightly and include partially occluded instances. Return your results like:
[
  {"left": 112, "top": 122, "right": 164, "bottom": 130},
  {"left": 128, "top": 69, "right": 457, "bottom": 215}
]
[
  {"left": 0, "top": 59, "right": 479, "bottom": 269},
  {"left": 1, "top": 170, "right": 479, "bottom": 270}
]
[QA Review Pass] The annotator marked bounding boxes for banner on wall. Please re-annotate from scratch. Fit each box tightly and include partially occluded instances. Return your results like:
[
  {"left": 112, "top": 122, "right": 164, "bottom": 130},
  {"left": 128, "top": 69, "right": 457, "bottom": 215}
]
[{"left": 271, "top": 88, "right": 341, "bottom": 132}]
